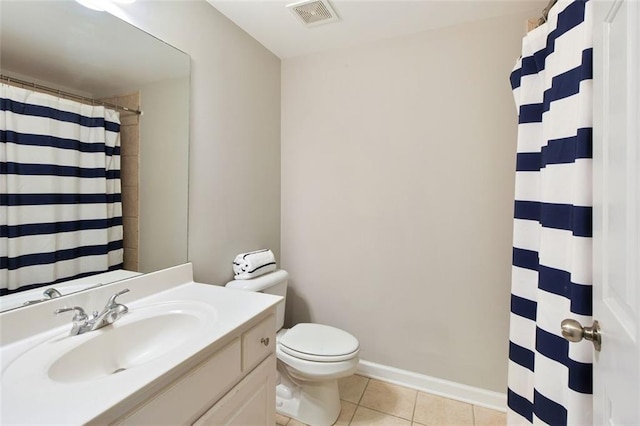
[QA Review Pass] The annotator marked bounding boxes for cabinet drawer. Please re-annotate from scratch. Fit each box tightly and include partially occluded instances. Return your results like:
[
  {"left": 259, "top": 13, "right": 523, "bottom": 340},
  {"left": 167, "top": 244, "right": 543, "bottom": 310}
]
[
  {"left": 118, "top": 338, "right": 242, "bottom": 425},
  {"left": 242, "top": 315, "right": 275, "bottom": 372}
]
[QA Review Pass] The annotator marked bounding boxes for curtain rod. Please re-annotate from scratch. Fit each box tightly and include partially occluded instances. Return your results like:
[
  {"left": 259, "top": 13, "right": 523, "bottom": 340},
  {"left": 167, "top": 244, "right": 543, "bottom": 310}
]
[{"left": 0, "top": 74, "right": 142, "bottom": 116}]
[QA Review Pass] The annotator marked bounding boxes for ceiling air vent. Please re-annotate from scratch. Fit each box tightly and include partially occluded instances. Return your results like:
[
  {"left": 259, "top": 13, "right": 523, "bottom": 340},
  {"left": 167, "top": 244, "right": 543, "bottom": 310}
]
[{"left": 287, "top": 0, "right": 340, "bottom": 28}]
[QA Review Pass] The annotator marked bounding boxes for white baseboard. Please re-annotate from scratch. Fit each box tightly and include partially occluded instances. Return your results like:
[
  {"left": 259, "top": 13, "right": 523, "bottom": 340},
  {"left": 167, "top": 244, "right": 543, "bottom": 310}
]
[{"left": 356, "top": 360, "right": 507, "bottom": 413}]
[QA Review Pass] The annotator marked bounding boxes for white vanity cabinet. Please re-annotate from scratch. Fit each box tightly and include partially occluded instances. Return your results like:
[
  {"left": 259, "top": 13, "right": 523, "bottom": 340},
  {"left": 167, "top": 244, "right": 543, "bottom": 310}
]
[
  {"left": 0, "top": 266, "right": 283, "bottom": 425},
  {"left": 114, "top": 312, "right": 276, "bottom": 426}
]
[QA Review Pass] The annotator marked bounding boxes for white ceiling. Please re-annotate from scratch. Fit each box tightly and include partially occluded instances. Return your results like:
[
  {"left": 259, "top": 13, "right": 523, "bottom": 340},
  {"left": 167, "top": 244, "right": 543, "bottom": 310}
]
[
  {"left": 1, "top": 1, "right": 189, "bottom": 97},
  {"left": 207, "top": 0, "right": 547, "bottom": 59}
]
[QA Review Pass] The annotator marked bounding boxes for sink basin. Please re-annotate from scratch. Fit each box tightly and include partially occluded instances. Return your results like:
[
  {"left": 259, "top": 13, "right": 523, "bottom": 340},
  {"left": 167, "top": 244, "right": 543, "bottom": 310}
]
[
  {"left": 49, "top": 310, "right": 202, "bottom": 383},
  {"left": 3, "top": 300, "right": 216, "bottom": 385}
]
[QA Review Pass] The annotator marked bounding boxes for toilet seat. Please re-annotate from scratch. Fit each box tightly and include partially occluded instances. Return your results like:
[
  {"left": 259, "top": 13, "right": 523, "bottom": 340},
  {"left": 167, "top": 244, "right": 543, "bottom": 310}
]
[
  {"left": 276, "top": 344, "right": 359, "bottom": 381},
  {"left": 278, "top": 323, "right": 359, "bottom": 362}
]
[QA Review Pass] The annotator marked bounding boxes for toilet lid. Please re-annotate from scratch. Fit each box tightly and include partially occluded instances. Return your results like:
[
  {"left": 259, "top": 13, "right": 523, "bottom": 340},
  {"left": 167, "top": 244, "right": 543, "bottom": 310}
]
[{"left": 279, "top": 323, "right": 359, "bottom": 362}]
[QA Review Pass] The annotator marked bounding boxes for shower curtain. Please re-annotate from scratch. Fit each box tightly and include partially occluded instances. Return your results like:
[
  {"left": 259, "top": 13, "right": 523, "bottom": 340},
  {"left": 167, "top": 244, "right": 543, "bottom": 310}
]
[
  {"left": 507, "top": 0, "right": 593, "bottom": 424},
  {"left": 0, "top": 83, "right": 123, "bottom": 295}
]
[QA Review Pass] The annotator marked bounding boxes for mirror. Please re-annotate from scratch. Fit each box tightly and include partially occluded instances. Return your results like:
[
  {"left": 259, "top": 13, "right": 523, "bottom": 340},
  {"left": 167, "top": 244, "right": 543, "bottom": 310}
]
[{"left": 0, "top": 1, "right": 190, "bottom": 312}]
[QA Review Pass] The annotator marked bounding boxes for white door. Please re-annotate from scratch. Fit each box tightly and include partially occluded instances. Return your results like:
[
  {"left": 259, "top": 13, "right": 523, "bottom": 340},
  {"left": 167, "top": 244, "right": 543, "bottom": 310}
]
[{"left": 592, "top": 0, "right": 640, "bottom": 424}]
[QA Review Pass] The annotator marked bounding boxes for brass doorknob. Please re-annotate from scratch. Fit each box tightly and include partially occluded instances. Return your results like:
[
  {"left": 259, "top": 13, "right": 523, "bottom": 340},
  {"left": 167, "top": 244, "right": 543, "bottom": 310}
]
[{"left": 561, "top": 319, "right": 602, "bottom": 351}]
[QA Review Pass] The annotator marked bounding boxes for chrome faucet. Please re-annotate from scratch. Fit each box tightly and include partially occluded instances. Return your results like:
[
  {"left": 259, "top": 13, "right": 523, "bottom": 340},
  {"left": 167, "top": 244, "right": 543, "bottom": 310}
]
[
  {"left": 53, "top": 306, "right": 91, "bottom": 335},
  {"left": 92, "top": 288, "right": 130, "bottom": 330},
  {"left": 43, "top": 288, "right": 62, "bottom": 299},
  {"left": 54, "top": 289, "right": 130, "bottom": 336},
  {"left": 22, "top": 287, "right": 63, "bottom": 306}
]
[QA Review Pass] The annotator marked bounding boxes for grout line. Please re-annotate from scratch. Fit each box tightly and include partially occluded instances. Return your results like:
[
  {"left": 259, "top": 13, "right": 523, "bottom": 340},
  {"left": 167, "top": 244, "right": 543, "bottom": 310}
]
[
  {"left": 411, "top": 389, "right": 419, "bottom": 423},
  {"left": 341, "top": 399, "right": 357, "bottom": 425},
  {"left": 353, "top": 376, "right": 420, "bottom": 424},
  {"left": 472, "top": 404, "right": 476, "bottom": 426},
  {"left": 356, "top": 376, "right": 370, "bottom": 406},
  {"left": 356, "top": 405, "right": 414, "bottom": 424}
]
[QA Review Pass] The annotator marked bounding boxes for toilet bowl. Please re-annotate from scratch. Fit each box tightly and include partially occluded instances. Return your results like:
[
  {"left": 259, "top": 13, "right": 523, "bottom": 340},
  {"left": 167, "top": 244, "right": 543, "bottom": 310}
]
[{"left": 226, "top": 270, "right": 359, "bottom": 426}]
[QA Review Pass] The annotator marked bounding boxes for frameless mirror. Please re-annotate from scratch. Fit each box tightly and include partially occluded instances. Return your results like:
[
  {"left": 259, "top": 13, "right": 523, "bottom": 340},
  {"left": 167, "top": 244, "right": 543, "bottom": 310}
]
[{"left": 0, "top": 1, "right": 190, "bottom": 312}]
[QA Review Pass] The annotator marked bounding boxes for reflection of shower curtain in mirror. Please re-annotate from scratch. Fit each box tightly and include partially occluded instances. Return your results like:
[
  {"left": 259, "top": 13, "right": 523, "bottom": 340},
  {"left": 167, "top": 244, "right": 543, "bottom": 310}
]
[{"left": 0, "top": 84, "right": 123, "bottom": 294}]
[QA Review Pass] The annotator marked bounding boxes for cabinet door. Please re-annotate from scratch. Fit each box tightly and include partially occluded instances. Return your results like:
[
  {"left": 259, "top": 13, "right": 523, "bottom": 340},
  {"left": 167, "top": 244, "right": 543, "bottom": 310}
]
[{"left": 194, "top": 354, "right": 276, "bottom": 426}]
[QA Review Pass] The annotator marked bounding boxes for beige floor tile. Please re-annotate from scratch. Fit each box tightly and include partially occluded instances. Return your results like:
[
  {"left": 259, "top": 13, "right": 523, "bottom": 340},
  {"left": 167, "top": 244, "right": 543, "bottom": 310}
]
[
  {"left": 413, "top": 393, "right": 473, "bottom": 426},
  {"left": 334, "top": 400, "right": 357, "bottom": 426},
  {"left": 473, "top": 406, "right": 506, "bottom": 426},
  {"left": 277, "top": 401, "right": 356, "bottom": 426},
  {"left": 350, "top": 406, "right": 412, "bottom": 426},
  {"left": 338, "top": 374, "right": 369, "bottom": 404},
  {"left": 275, "top": 412, "right": 290, "bottom": 425},
  {"left": 359, "top": 379, "right": 417, "bottom": 420}
]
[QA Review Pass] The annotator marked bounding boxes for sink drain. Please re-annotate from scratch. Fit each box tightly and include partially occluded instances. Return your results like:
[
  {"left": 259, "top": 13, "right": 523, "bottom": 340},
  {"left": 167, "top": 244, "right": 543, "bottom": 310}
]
[{"left": 112, "top": 367, "right": 127, "bottom": 374}]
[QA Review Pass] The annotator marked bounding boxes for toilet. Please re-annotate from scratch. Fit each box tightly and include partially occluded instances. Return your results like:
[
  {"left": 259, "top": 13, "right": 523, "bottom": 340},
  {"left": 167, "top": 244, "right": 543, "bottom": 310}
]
[{"left": 226, "top": 270, "right": 359, "bottom": 426}]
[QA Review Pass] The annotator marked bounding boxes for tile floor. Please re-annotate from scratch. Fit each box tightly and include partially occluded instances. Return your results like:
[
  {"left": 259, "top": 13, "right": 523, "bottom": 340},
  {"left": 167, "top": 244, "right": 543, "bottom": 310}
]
[{"left": 275, "top": 375, "right": 506, "bottom": 426}]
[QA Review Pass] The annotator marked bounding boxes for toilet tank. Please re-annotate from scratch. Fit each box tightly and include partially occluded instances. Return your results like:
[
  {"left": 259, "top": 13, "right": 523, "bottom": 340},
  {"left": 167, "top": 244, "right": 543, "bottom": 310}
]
[{"left": 225, "top": 269, "right": 288, "bottom": 331}]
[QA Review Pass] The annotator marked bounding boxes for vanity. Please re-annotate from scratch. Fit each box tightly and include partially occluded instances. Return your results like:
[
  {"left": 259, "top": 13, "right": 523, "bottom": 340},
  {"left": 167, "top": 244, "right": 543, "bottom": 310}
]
[{"left": 0, "top": 264, "right": 281, "bottom": 425}]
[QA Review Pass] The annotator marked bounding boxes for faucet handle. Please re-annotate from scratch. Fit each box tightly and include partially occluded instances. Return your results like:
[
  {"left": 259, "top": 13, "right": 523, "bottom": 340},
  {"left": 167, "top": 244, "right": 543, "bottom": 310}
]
[
  {"left": 106, "top": 288, "right": 130, "bottom": 307},
  {"left": 54, "top": 306, "right": 88, "bottom": 321}
]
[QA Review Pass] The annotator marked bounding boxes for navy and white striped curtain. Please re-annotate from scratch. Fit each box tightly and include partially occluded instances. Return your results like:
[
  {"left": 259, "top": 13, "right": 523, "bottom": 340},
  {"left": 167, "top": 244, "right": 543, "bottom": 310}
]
[
  {"left": 507, "top": 1, "right": 593, "bottom": 424},
  {"left": 1, "top": 84, "right": 123, "bottom": 295}
]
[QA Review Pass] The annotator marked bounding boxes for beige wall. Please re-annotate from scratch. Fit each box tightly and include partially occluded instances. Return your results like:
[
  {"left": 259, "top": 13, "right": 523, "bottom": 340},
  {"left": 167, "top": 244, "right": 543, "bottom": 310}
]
[
  {"left": 138, "top": 78, "right": 189, "bottom": 274},
  {"left": 281, "top": 12, "right": 532, "bottom": 392},
  {"left": 121, "top": 0, "right": 531, "bottom": 393},
  {"left": 118, "top": 1, "right": 281, "bottom": 285}
]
